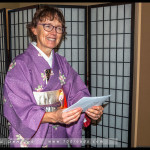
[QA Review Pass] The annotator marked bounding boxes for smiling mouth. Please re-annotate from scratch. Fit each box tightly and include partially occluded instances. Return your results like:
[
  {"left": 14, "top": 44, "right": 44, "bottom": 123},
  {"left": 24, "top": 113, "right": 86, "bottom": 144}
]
[{"left": 47, "top": 38, "right": 56, "bottom": 41}]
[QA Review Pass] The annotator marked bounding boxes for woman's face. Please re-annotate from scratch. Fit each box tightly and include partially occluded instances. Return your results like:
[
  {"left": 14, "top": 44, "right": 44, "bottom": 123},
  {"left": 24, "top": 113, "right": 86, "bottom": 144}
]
[{"left": 32, "top": 18, "right": 62, "bottom": 57}]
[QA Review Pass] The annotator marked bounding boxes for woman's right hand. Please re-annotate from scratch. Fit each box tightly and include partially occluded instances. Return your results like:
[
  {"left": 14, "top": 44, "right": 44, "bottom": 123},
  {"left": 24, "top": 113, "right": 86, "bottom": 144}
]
[{"left": 54, "top": 107, "right": 83, "bottom": 124}]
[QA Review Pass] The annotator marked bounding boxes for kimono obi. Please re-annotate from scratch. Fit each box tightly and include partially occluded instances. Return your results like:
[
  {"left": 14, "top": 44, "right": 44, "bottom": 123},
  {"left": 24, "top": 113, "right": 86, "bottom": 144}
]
[{"left": 33, "top": 89, "right": 64, "bottom": 112}]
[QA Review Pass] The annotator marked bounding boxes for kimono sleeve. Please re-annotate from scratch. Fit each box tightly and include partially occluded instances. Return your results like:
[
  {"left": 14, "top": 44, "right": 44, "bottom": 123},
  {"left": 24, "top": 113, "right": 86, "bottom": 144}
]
[
  {"left": 3, "top": 59, "right": 46, "bottom": 139},
  {"left": 61, "top": 57, "right": 91, "bottom": 147}
]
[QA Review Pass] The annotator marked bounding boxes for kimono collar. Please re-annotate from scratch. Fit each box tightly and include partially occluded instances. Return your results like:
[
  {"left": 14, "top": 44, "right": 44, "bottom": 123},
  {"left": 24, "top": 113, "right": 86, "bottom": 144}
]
[{"left": 31, "top": 42, "right": 53, "bottom": 68}]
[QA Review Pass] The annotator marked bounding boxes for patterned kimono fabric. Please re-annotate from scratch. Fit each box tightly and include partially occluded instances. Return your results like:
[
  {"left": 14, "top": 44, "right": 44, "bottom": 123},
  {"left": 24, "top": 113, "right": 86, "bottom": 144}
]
[{"left": 3, "top": 43, "right": 90, "bottom": 147}]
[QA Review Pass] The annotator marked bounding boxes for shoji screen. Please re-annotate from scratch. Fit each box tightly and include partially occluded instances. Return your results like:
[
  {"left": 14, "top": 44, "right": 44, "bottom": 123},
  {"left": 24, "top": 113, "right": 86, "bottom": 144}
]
[
  {"left": 0, "top": 8, "right": 9, "bottom": 147},
  {"left": 88, "top": 3, "right": 134, "bottom": 148},
  {"left": 8, "top": 5, "right": 39, "bottom": 61}
]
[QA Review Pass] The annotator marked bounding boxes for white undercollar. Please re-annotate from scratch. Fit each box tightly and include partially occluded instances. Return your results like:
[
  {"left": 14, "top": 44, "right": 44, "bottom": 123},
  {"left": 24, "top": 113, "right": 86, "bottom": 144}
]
[{"left": 31, "top": 42, "right": 53, "bottom": 68}]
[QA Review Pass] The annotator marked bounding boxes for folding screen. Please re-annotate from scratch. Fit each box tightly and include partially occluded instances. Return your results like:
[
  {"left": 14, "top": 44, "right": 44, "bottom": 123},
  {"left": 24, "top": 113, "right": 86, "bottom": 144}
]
[
  {"left": 0, "top": 8, "right": 9, "bottom": 147},
  {"left": 88, "top": 3, "right": 134, "bottom": 148},
  {"left": 1, "top": 2, "right": 135, "bottom": 148}
]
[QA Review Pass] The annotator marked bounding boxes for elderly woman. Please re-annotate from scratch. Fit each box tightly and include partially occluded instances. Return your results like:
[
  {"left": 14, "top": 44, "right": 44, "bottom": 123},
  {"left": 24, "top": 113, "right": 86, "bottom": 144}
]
[{"left": 3, "top": 6, "right": 103, "bottom": 147}]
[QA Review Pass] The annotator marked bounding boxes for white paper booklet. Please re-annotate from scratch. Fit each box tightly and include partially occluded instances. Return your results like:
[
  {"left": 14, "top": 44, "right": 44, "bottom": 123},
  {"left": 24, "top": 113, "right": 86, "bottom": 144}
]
[{"left": 63, "top": 95, "right": 111, "bottom": 112}]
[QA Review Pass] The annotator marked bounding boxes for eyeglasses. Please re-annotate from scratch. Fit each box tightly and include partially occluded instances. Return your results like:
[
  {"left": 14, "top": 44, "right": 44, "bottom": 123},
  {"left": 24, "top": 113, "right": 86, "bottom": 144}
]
[{"left": 38, "top": 23, "right": 65, "bottom": 34}]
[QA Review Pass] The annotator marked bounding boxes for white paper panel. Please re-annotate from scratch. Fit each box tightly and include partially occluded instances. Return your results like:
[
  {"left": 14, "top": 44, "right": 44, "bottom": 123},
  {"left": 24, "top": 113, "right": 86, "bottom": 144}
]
[
  {"left": 72, "top": 36, "right": 78, "bottom": 48},
  {"left": 91, "top": 22, "right": 96, "bottom": 34},
  {"left": 79, "top": 62, "right": 85, "bottom": 74},
  {"left": 97, "top": 49, "right": 103, "bottom": 61},
  {"left": 65, "top": 8, "right": 71, "bottom": 21},
  {"left": 110, "top": 103, "right": 115, "bottom": 115},
  {"left": 110, "top": 49, "right": 116, "bottom": 61},
  {"left": 104, "top": 62, "right": 109, "bottom": 75},
  {"left": 91, "top": 49, "right": 96, "bottom": 61},
  {"left": 125, "top": 4, "right": 131, "bottom": 18},
  {"left": 23, "top": 23, "right": 27, "bottom": 36},
  {"left": 124, "top": 77, "right": 130, "bottom": 90},
  {"left": 72, "top": 62, "right": 78, "bottom": 73},
  {"left": 79, "top": 36, "right": 85, "bottom": 48},
  {"left": 116, "top": 129, "right": 121, "bottom": 142},
  {"left": 125, "top": 19, "right": 131, "bottom": 33},
  {"left": 79, "top": 49, "right": 84, "bottom": 61},
  {"left": 104, "top": 49, "right": 109, "bottom": 61},
  {"left": 65, "top": 35, "right": 71, "bottom": 48},
  {"left": 91, "top": 87, "right": 96, "bottom": 96},
  {"left": 104, "top": 7, "right": 110, "bottom": 20},
  {"left": 19, "top": 11, "right": 22, "bottom": 23},
  {"left": 91, "top": 35, "right": 96, "bottom": 48},
  {"left": 123, "top": 104, "right": 129, "bottom": 117},
  {"left": 117, "top": 77, "right": 123, "bottom": 89},
  {"left": 79, "top": 9, "right": 85, "bottom": 21},
  {"left": 91, "top": 62, "right": 96, "bottom": 74},
  {"left": 117, "top": 49, "right": 123, "bottom": 62},
  {"left": 110, "top": 35, "right": 116, "bottom": 48},
  {"left": 116, "top": 90, "right": 122, "bottom": 103},
  {"left": 110, "top": 63, "right": 116, "bottom": 75},
  {"left": 72, "top": 22, "right": 78, "bottom": 35},
  {"left": 98, "top": 35, "right": 103, "bottom": 48},
  {"left": 91, "top": 75, "right": 96, "bottom": 87},
  {"left": 103, "top": 126, "right": 109, "bottom": 138},
  {"left": 104, "top": 35, "right": 109, "bottom": 48},
  {"left": 122, "top": 131, "right": 128, "bottom": 143},
  {"left": 72, "top": 8, "right": 78, "bottom": 21},
  {"left": 111, "top": 20, "right": 116, "bottom": 34},
  {"left": 28, "top": 9, "right": 33, "bottom": 22},
  {"left": 97, "top": 75, "right": 102, "bottom": 87},
  {"left": 104, "top": 21, "right": 109, "bottom": 34},
  {"left": 123, "top": 117, "right": 128, "bottom": 130},
  {"left": 104, "top": 88, "right": 109, "bottom": 96},
  {"left": 118, "top": 5, "right": 124, "bottom": 19},
  {"left": 19, "top": 24, "right": 23, "bottom": 36},
  {"left": 97, "top": 125, "right": 102, "bottom": 136},
  {"left": 104, "top": 76, "right": 109, "bottom": 88},
  {"left": 15, "top": 24, "right": 18, "bottom": 36},
  {"left": 117, "top": 34, "right": 123, "bottom": 48},
  {"left": 72, "top": 49, "right": 78, "bottom": 61},
  {"left": 125, "top": 34, "right": 131, "bottom": 48},
  {"left": 91, "top": 8, "right": 96, "bottom": 21},
  {"left": 98, "top": 21, "right": 103, "bottom": 34},
  {"left": 79, "top": 22, "right": 84, "bottom": 35},
  {"left": 116, "top": 116, "right": 122, "bottom": 129},
  {"left": 103, "top": 114, "right": 108, "bottom": 126},
  {"left": 65, "top": 49, "right": 71, "bottom": 61},
  {"left": 123, "top": 91, "right": 129, "bottom": 104},
  {"left": 23, "top": 10, "right": 27, "bottom": 23},
  {"left": 111, "top": 6, "right": 117, "bottom": 20},
  {"left": 15, "top": 11, "right": 18, "bottom": 24},
  {"left": 117, "top": 63, "right": 123, "bottom": 76},
  {"left": 97, "top": 62, "right": 102, "bottom": 74},
  {"left": 98, "top": 7, "right": 103, "bottom": 20},
  {"left": 124, "top": 63, "right": 130, "bottom": 76},
  {"left": 116, "top": 103, "right": 122, "bottom": 116},
  {"left": 118, "top": 20, "right": 124, "bottom": 33},
  {"left": 109, "top": 128, "right": 115, "bottom": 138},
  {"left": 91, "top": 125, "right": 96, "bottom": 135},
  {"left": 97, "top": 88, "right": 102, "bottom": 96},
  {"left": 110, "top": 76, "right": 116, "bottom": 89},
  {"left": 110, "top": 90, "right": 116, "bottom": 102}
]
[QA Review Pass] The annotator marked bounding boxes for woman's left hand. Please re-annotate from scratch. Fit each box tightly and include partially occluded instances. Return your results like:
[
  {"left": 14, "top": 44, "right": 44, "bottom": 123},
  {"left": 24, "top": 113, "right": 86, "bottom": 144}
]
[{"left": 85, "top": 105, "right": 104, "bottom": 120}]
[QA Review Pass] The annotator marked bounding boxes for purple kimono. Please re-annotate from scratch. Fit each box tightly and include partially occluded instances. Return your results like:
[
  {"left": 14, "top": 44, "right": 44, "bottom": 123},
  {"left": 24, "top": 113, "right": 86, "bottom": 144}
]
[{"left": 3, "top": 43, "right": 90, "bottom": 147}]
